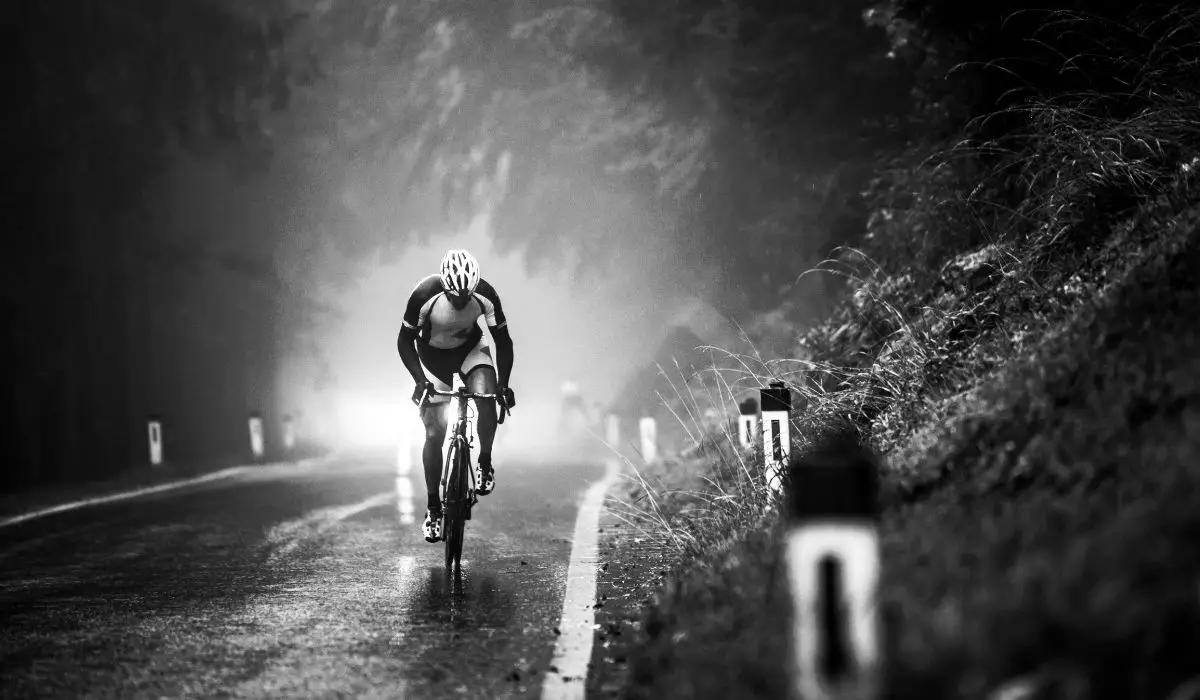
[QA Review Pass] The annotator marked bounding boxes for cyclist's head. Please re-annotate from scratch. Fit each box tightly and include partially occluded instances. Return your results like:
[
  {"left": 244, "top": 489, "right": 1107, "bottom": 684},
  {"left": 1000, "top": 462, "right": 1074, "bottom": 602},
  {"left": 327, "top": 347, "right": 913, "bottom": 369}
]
[{"left": 439, "top": 249, "right": 480, "bottom": 307}]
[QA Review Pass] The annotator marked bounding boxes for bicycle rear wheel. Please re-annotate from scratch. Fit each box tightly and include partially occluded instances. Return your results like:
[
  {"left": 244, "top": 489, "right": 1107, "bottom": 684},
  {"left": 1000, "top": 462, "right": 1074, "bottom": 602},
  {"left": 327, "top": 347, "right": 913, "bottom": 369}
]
[{"left": 443, "top": 440, "right": 469, "bottom": 571}]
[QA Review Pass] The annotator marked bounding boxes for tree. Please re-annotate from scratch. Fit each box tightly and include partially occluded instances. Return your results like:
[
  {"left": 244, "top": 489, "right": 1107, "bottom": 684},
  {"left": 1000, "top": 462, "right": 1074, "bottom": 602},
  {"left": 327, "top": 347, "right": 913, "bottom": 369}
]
[
  {"left": 5, "top": 0, "right": 302, "bottom": 489},
  {"left": 268, "top": 0, "right": 716, "bottom": 282}
]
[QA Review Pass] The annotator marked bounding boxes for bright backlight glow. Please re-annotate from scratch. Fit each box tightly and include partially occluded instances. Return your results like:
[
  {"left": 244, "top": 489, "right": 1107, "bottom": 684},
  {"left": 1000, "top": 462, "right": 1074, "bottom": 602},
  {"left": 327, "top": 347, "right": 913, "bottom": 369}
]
[{"left": 337, "top": 395, "right": 412, "bottom": 448}]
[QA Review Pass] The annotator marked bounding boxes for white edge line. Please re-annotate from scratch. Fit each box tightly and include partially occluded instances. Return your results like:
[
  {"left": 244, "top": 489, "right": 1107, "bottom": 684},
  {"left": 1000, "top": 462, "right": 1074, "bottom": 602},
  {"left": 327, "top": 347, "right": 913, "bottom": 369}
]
[
  {"left": 0, "top": 461, "right": 307, "bottom": 530},
  {"left": 0, "top": 455, "right": 335, "bottom": 529},
  {"left": 332, "top": 491, "right": 396, "bottom": 520},
  {"left": 541, "top": 458, "right": 622, "bottom": 700}
]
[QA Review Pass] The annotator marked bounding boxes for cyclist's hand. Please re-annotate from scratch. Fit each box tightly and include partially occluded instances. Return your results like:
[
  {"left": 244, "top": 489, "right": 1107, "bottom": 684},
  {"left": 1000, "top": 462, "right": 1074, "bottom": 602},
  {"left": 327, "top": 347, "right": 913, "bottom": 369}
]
[
  {"left": 497, "top": 386, "right": 516, "bottom": 410},
  {"left": 412, "top": 381, "right": 434, "bottom": 408}
]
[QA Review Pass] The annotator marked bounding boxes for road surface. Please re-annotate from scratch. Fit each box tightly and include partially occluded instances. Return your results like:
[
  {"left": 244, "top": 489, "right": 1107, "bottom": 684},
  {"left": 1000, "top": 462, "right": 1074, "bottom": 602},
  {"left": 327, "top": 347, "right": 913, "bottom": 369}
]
[{"left": 0, "top": 451, "right": 608, "bottom": 699}]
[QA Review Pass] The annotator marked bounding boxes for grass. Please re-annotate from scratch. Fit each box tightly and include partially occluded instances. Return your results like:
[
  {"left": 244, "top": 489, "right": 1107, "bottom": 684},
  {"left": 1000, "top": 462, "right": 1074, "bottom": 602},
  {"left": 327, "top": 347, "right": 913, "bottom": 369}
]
[
  {"left": 601, "top": 190, "right": 1200, "bottom": 700},
  {"left": 597, "top": 11, "right": 1200, "bottom": 686},
  {"left": 591, "top": 5, "right": 1200, "bottom": 697}
]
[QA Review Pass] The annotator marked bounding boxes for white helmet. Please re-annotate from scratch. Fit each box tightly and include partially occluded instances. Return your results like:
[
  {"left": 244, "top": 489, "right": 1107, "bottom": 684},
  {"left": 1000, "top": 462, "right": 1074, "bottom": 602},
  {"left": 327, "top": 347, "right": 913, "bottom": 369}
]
[{"left": 439, "top": 249, "right": 481, "bottom": 296}]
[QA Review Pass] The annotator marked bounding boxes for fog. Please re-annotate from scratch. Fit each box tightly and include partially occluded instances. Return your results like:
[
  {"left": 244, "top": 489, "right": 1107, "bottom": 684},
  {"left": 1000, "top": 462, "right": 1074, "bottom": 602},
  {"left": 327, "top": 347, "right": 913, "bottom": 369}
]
[
  {"left": 131, "top": 135, "right": 742, "bottom": 466},
  {"left": 320, "top": 205, "right": 737, "bottom": 458},
  {"left": 7, "top": 1, "right": 783, "bottom": 492}
]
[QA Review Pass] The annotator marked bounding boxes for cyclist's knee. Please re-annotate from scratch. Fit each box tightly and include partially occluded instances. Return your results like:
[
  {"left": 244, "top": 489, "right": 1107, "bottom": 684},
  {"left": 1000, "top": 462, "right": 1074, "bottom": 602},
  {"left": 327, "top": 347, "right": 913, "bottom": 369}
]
[
  {"left": 421, "top": 409, "right": 447, "bottom": 440},
  {"left": 466, "top": 366, "right": 496, "bottom": 393},
  {"left": 424, "top": 421, "right": 446, "bottom": 441}
]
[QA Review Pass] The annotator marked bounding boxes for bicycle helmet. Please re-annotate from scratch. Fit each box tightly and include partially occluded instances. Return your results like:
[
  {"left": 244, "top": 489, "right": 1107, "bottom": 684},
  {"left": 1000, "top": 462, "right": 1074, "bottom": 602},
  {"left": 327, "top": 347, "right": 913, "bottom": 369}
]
[{"left": 439, "top": 249, "right": 481, "bottom": 296}]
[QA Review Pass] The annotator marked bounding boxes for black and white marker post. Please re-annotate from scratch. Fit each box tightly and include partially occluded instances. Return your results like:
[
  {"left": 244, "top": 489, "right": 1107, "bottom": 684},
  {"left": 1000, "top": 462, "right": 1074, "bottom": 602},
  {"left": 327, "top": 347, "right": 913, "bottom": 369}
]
[
  {"left": 147, "top": 416, "right": 163, "bottom": 466},
  {"left": 248, "top": 412, "right": 265, "bottom": 461},
  {"left": 760, "top": 382, "right": 791, "bottom": 496},
  {"left": 785, "top": 440, "right": 881, "bottom": 700},
  {"left": 738, "top": 397, "right": 759, "bottom": 450}
]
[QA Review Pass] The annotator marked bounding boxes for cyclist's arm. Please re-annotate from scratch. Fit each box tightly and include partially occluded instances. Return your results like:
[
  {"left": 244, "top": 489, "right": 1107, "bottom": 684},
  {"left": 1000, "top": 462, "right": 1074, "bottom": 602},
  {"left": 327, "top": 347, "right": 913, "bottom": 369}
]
[
  {"left": 491, "top": 323, "right": 514, "bottom": 387},
  {"left": 398, "top": 276, "right": 440, "bottom": 386},
  {"left": 474, "top": 279, "right": 513, "bottom": 387},
  {"left": 397, "top": 326, "right": 425, "bottom": 386}
]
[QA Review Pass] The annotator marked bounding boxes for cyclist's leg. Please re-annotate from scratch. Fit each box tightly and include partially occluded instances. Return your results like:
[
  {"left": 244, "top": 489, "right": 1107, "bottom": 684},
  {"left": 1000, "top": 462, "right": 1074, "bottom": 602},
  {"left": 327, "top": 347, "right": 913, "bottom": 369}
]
[
  {"left": 464, "top": 363, "right": 499, "bottom": 457},
  {"left": 418, "top": 376, "right": 451, "bottom": 543},
  {"left": 420, "top": 399, "right": 449, "bottom": 510},
  {"left": 415, "top": 343, "right": 457, "bottom": 512},
  {"left": 460, "top": 338, "right": 498, "bottom": 455},
  {"left": 461, "top": 339, "right": 499, "bottom": 493}
]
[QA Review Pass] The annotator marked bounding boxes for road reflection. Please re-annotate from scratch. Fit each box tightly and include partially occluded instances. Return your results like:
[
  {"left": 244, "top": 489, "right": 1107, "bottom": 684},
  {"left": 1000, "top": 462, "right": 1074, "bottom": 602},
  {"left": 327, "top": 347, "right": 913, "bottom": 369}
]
[
  {"left": 388, "top": 560, "right": 523, "bottom": 695},
  {"left": 394, "top": 476, "right": 415, "bottom": 525},
  {"left": 415, "top": 564, "right": 515, "bottom": 630}
]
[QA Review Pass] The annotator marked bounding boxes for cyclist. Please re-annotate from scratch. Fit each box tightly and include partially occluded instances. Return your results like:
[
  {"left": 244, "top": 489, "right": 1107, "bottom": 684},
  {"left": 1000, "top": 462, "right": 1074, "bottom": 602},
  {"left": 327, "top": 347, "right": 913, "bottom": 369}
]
[{"left": 397, "top": 249, "right": 516, "bottom": 543}]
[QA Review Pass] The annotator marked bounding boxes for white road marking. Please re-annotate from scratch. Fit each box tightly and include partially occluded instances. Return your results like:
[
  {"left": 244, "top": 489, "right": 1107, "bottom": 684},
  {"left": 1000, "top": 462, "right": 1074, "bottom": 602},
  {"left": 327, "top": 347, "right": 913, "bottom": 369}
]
[
  {"left": 0, "top": 467, "right": 246, "bottom": 530},
  {"left": 266, "top": 491, "right": 395, "bottom": 563},
  {"left": 0, "top": 456, "right": 331, "bottom": 530},
  {"left": 318, "top": 491, "right": 396, "bottom": 523},
  {"left": 541, "top": 458, "right": 621, "bottom": 700}
]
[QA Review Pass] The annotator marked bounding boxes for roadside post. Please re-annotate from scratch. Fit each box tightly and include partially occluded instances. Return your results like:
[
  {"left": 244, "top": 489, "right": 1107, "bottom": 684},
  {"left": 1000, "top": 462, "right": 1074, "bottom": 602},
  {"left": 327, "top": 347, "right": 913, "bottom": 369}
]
[
  {"left": 785, "top": 440, "right": 881, "bottom": 700},
  {"left": 148, "top": 416, "right": 163, "bottom": 466},
  {"left": 248, "top": 412, "right": 265, "bottom": 461},
  {"left": 738, "top": 397, "right": 759, "bottom": 450},
  {"left": 282, "top": 414, "right": 296, "bottom": 452},
  {"left": 605, "top": 413, "right": 620, "bottom": 446},
  {"left": 639, "top": 416, "right": 658, "bottom": 464},
  {"left": 760, "top": 382, "right": 792, "bottom": 495}
]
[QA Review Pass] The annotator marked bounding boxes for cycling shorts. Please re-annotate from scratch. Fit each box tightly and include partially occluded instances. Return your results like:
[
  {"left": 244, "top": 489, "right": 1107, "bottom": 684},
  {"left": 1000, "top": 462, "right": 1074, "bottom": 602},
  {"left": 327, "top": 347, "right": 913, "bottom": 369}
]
[{"left": 417, "top": 333, "right": 494, "bottom": 405}]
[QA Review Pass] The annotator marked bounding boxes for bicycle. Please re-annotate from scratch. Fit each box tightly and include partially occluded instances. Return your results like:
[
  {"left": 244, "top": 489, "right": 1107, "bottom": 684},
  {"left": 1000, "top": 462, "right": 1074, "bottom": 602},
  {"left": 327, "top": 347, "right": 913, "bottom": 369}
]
[{"left": 420, "top": 385, "right": 509, "bottom": 571}]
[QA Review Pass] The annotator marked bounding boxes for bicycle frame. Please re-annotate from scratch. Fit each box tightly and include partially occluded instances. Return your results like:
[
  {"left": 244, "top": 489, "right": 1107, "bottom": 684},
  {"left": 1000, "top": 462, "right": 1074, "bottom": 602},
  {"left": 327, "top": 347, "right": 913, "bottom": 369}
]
[{"left": 422, "top": 385, "right": 507, "bottom": 571}]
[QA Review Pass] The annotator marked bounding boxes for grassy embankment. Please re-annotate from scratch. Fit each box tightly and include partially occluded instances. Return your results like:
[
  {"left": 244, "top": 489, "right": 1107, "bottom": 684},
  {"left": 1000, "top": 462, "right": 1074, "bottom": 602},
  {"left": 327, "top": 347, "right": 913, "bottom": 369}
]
[{"left": 597, "top": 8, "right": 1200, "bottom": 700}]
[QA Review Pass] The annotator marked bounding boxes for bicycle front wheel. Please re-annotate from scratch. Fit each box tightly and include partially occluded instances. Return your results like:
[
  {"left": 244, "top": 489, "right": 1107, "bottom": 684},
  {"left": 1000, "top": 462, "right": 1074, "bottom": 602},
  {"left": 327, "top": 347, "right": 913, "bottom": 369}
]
[
  {"left": 445, "top": 511, "right": 465, "bottom": 570},
  {"left": 443, "top": 440, "right": 469, "bottom": 570}
]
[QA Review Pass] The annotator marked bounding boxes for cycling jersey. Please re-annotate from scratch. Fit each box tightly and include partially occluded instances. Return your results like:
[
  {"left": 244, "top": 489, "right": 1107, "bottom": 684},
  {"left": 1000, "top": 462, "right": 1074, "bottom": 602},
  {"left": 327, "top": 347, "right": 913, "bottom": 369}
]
[{"left": 401, "top": 274, "right": 508, "bottom": 350}]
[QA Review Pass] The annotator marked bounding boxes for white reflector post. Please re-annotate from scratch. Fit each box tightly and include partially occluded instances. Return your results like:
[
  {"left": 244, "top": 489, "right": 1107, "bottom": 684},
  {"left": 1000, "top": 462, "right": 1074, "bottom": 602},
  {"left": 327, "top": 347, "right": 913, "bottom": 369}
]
[
  {"left": 760, "top": 382, "right": 791, "bottom": 494},
  {"left": 147, "top": 417, "right": 163, "bottom": 466},
  {"left": 786, "top": 440, "right": 881, "bottom": 700},
  {"left": 639, "top": 416, "right": 657, "bottom": 464},
  {"left": 282, "top": 414, "right": 295, "bottom": 451},
  {"left": 248, "top": 413, "right": 265, "bottom": 461},
  {"left": 605, "top": 413, "right": 619, "bottom": 446},
  {"left": 738, "top": 397, "right": 759, "bottom": 450}
]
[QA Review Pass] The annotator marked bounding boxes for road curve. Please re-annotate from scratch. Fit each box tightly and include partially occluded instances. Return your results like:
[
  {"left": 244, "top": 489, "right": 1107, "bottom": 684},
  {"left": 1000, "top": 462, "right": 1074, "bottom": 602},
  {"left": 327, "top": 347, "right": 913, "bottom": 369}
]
[{"left": 0, "top": 451, "right": 606, "bottom": 699}]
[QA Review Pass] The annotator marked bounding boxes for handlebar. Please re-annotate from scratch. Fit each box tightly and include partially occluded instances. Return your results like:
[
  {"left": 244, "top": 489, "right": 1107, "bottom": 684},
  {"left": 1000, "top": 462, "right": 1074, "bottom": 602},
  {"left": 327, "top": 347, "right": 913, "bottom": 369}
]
[
  {"left": 425, "top": 387, "right": 499, "bottom": 400},
  {"left": 420, "top": 386, "right": 509, "bottom": 424}
]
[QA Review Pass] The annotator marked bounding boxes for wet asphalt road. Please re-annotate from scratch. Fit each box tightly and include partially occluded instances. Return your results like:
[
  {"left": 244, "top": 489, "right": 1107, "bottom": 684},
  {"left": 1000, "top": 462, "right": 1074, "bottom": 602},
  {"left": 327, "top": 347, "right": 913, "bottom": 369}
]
[{"left": 0, "top": 451, "right": 606, "bottom": 699}]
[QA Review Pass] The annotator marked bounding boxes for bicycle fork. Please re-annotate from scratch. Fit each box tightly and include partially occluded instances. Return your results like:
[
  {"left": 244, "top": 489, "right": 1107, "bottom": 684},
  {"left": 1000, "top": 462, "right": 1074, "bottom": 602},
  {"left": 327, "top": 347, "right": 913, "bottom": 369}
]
[{"left": 440, "top": 435, "right": 479, "bottom": 512}]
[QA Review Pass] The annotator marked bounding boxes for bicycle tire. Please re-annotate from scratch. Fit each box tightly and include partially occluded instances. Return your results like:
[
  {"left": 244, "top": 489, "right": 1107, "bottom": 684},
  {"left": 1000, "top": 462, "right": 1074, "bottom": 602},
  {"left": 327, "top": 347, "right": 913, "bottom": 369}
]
[
  {"left": 452, "top": 438, "right": 471, "bottom": 563},
  {"left": 446, "top": 511, "right": 466, "bottom": 570},
  {"left": 443, "top": 438, "right": 468, "bottom": 570}
]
